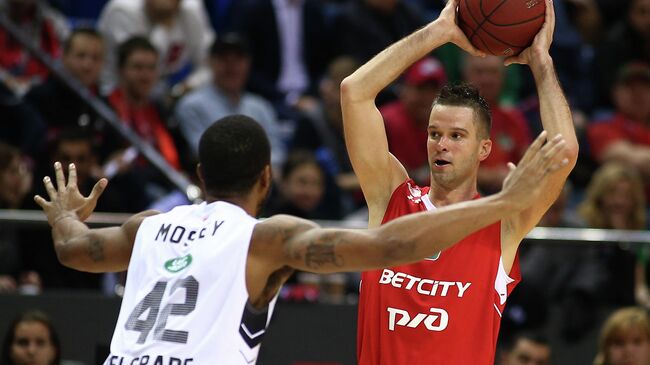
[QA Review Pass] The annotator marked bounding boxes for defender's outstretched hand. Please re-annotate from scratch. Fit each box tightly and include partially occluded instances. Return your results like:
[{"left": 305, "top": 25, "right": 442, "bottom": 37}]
[
  {"left": 34, "top": 162, "right": 107, "bottom": 226},
  {"left": 502, "top": 131, "right": 568, "bottom": 210}
]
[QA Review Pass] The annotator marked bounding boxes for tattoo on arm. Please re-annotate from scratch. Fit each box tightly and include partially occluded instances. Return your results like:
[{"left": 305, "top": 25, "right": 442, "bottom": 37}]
[
  {"left": 87, "top": 234, "right": 105, "bottom": 262},
  {"left": 305, "top": 240, "right": 344, "bottom": 269},
  {"left": 305, "top": 232, "right": 344, "bottom": 269}
]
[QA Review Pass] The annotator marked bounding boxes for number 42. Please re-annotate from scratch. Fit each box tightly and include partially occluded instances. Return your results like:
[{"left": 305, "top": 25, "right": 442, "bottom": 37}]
[{"left": 125, "top": 276, "right": 199, "bottom": 344}]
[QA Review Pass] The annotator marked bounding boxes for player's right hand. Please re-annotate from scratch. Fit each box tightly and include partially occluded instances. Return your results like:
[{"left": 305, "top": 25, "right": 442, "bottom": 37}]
[
  {"left": 504, "top": 0, "right": 555, "bottom": 67},
  {"left": 34, "top": 162, "right": 107, "bottom": 226},
  {"left": 502, "top": 130, "right": 568, "bottom": 210}
]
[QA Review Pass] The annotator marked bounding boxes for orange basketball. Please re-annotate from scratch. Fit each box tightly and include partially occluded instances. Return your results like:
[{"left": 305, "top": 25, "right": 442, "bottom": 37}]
[{"left": 458, "top": 0, "right": 546, "bottom": 57}]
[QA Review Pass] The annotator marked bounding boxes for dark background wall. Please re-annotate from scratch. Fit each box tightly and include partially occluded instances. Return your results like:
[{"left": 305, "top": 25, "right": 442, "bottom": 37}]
[
  {"left": 0, "top": 293, "right": 357, "bottom": 365},
  {"left": 0, "top": 292, "right": 608, "bottom": 365}
]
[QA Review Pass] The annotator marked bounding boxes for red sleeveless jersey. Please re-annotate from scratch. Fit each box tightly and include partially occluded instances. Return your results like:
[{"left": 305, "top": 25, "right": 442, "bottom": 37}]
[{"left": 357, "top": 179, "right": 520, "bottom": 365}]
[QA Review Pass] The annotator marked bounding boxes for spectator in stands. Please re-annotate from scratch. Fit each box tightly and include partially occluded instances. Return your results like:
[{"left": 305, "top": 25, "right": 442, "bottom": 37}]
[
  {"left": 264, "top": 150, "right": 349, "bottom": 303},
  {"left": 23, "top": 28, "right": 109, "bottom": 158},
  {"left": 594, "top": 0, "right": 650, "bottom": 108},
  {"left": 463, "top": 55, "right": 533, "bottom": 194},
  {"left": 333, "top": 0, "right": 425, "bottom": 64},
  {"left": 497, "top": 331, "right": 551, "bottom": 365},
  {"left": 380, "top": 57, "right": 446, "bottom": 186},
  {"left": 0, "top": 0, "right": 70, "bottom": 95},
  {"left": 97, "top": 0, "right": 214, "bottom": 95},
  {"left": 587, "top": 62, "right": 650, "bottom": 186},
  {"left": 175, "top": 33, "right": 286, "bottom": 169},
  {"left": 578, "top": 163, "right": 647, "bottom": 308},
  {"left": 0, "top": 143, "right": 42, "bottom": 295},
  {"left": 232, "top": 0, "right": 333, "bottom": 114},
  {"left": 107, "top": 36, "right": 180, "bottom": 170},
  {"left": 1, "top": 310, "right": 60, "bottom": 365},
  {"left": 265, "top": 150, "right": 336, "bottom": 220},
  {"left": 290, "top": 56, "right": 361, "bottom": 211},
  {"left": 594, "top": 307, "right": 650, "bottom": 365}
]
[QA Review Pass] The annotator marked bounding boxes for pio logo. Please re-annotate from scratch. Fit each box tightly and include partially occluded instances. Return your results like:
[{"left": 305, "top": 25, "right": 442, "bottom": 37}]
[{"left": 387, "top": 307, "right": 449, "bottom": 332}]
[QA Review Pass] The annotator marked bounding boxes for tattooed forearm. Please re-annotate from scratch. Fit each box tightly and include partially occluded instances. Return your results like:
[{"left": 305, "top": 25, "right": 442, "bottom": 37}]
[
  {"left": 304, "top": 235, "right": 344, "bottom": 269},
  {"left": 87, "top": 234, "right": 105, "bottom": 262}
]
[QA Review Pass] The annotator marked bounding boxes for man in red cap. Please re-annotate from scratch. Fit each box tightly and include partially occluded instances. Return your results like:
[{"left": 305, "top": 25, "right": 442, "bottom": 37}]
[{"left": 381, "top": 57, "right": 447, "bottom": 185}]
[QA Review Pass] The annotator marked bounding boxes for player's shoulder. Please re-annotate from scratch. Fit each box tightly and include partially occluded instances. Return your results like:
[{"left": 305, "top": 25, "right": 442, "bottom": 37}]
[{"left": 256, "top": 215, "right": 318, "bottom": 236}]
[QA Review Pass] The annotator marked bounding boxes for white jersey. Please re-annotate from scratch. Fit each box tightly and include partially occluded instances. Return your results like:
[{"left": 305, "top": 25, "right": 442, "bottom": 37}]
[{"left": 104, "top": 201, "right": 276, "bottom": 365}]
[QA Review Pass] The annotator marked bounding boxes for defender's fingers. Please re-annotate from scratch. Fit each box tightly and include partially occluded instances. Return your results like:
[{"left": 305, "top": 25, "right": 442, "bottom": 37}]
[
  {"left": 519, "top": 130, "right": 548, "bottom": 164},
  {"left": 34, "top": 195, "right": 49, "bottom": 209},
  {"left": 540, "top": 141, "right": 568, "bottom": 172},
  {"left": 542, "top": 136, "right": 566, "bottom": 158},
  {"left": 507, "top": 162, "right": 516, "bottom": 171},
  {"left": 54, "top": 162, "right": 66, "bottom": 192},
  {"left": 88, "top": 178, "right": 108, "bottom": 202},
  {"left": 545, "top": 158, "right": 570, "bottom": 174},
  {"left": 538, "top": 134, "right": 564, "bottom": 156},
  {"left": 43, "top": 176, "right": 57, "bottom": 200},
  {"left": 68, "top": 163, "right": 77, "bottom": 188}
]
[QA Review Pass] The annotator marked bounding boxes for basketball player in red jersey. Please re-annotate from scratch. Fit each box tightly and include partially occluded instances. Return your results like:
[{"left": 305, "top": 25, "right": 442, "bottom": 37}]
[{"left": 341, "top": 0, "right": 578, "bottom": 364}]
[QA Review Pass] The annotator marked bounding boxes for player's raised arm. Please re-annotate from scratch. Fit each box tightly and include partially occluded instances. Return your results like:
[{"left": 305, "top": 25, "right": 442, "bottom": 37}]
[
  {"left": 251, "top": 131, "right": 567, "bottom": 275},
  {"left": 34, "top": 162, "right": 159, "bottom": 273},
  {"left": 340, "top": 0, "right": 484, "bottom": 226},
  {"left": 502, "top": 0, "right": 579, "bottom": 240}
]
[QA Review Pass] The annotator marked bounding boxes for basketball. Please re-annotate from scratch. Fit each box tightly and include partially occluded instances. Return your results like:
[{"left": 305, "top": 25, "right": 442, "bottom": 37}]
[{"left": 458, "top": 0, "right": 546, "bottom": 57}]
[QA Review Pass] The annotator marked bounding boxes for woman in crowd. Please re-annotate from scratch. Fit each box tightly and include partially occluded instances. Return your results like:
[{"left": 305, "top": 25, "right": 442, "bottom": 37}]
[
  {"left": 594, "top": 307, "right": 650, "bottom": 365},
  {"left": 1, "top": 310, "right": 60, "bottom": 365}
]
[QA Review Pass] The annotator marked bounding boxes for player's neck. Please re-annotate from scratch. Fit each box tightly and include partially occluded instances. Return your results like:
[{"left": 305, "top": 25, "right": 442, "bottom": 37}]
[
  {"left": 205, "top": 195, "right": 258, "bottom": 217},
  {"left": 427, "top": 180, "right": 479, "bottom": 207}
]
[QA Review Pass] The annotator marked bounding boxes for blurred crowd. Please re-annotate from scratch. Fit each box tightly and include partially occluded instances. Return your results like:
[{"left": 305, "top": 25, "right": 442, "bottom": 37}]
[{"left": 1, "top": 0, "right": 650, "bottom": 349}]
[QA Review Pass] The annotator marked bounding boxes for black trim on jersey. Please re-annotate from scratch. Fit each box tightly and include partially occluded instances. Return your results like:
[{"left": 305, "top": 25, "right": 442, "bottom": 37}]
[{"left": 238, "top": 300, "right": 269, "bottom": 348}]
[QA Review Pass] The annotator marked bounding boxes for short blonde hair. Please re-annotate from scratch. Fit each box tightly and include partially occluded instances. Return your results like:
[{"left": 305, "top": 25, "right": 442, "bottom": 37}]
[
  {"left": 594, "top": 307, "right": 650, "bottom": 365},
  {"left": 578, "top": 163, "right": 646, "bottom": 229}
]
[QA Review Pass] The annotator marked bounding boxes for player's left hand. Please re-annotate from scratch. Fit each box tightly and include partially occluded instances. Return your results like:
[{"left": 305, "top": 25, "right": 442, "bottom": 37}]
[
  {"left": 436, "top": 0, "right": 486, "bottom": 58},
  {"left": 503, "top": 0, "right": 555, "bottom": 67},
  {"left": 34, "top": 162, "right": 107, "bottom": 226}
]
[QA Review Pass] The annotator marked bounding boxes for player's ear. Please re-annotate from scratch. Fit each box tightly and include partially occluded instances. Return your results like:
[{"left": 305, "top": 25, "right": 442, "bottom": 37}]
[
  {"left": 478, "top": 139, "right": 492, "bottom": 161},
  {"left": 260, "top": 165, "right": 272, "bottom": 190}
]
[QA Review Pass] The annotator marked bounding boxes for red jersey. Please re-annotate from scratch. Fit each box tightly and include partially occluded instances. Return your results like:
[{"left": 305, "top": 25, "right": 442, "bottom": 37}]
[{"left": 357, "top": 180, "right": 520, "bottom": 365}]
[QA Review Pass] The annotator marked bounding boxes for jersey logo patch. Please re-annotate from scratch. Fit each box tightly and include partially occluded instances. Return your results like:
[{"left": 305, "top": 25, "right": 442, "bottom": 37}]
[
  {"left": 407, "top": 183, "right": 422, "bottom": 204},
  {"left": 164, "top": 254, "right": 193, "bottom": 273}
]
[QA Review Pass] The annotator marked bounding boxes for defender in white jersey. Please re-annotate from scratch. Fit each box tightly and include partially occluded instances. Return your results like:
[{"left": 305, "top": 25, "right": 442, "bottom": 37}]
[{"left": 35, "top": 115, "right": 568, "bottom": 364}]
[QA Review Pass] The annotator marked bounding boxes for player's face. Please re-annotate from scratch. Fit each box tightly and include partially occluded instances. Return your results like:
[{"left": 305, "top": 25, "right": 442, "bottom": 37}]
[
  {"left": 426, "top": 104, "right": 490, "bottom": 188},
  {"left": 607, "top": 330, "right": 650, "bottom": 365},
  {"left": 10, "top": 321, "right": 56, "bottom": 365},
  {"left": 505, "top": 339, "right": 550, "bottom": 365}
]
